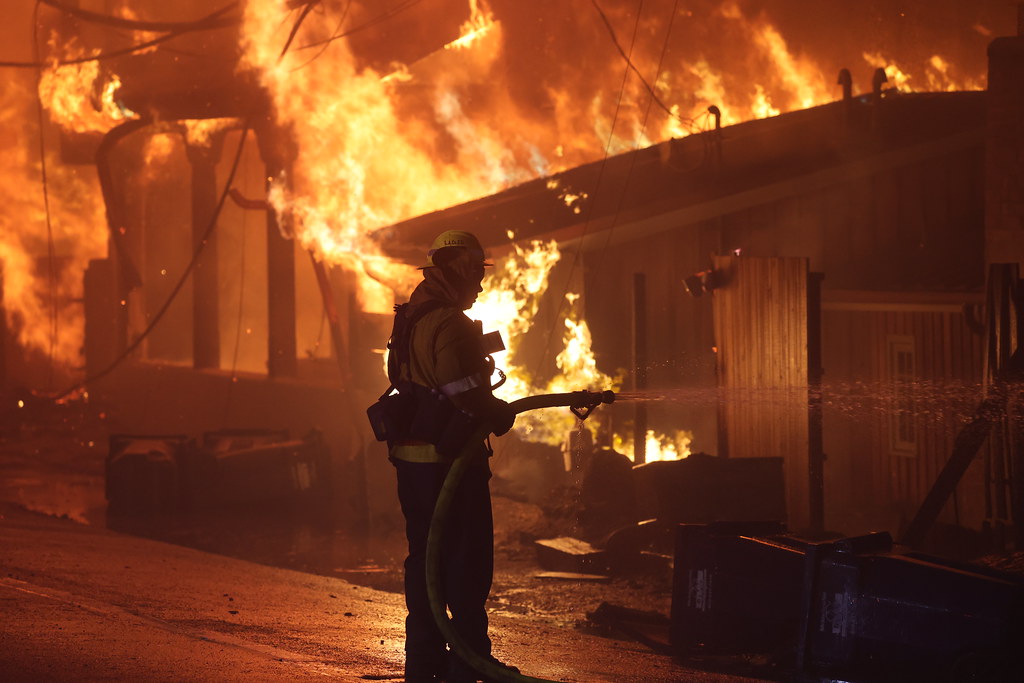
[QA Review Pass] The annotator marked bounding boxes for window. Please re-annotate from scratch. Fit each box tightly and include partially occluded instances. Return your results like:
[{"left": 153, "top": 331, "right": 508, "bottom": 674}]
[{"left": 887, "top": 335, "right": 917, "bottom": 456}]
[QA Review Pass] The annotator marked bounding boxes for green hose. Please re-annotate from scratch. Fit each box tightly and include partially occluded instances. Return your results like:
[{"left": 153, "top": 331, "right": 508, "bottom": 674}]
[{"left": 424, "top": 391, "right": 614, "bottom": 683}]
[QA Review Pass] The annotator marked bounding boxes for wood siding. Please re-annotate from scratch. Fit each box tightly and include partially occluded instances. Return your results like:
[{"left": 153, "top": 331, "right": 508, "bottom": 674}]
[
  {"left": 711, "top": 255, "right": 811, "bottom": 531},
  {"left": 821, "top": 298, "right": 986, "bottom": 534}
]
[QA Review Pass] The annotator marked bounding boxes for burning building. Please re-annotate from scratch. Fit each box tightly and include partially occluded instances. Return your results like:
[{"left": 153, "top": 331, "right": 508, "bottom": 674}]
[{"left": 1, "top": 1, "right": 1022, "bottom": 549}]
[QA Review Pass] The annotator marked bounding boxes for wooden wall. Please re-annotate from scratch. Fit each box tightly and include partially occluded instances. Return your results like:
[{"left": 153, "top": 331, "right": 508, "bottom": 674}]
[
  {"left": 821, "top": 295, "right": 986, "bottom": 535},
  {"left": 711, "top": 255, "right": 811, "bottom": 531},
  {"left": 576, "top": 132, "right": 987, "bottom": 538}
]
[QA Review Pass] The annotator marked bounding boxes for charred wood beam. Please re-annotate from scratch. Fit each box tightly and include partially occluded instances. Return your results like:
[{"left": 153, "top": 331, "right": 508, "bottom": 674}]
[
  {"left": 95, "top": 117, "right": 149, "bottom": 291},
  {"left": 186, "top": 137, "right": 227, "bottom": 370},
  {"left": 256, "top": 123, "right": 298, "bottom": 379}
]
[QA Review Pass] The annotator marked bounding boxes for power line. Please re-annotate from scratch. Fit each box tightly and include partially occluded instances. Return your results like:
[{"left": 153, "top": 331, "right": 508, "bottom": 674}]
[
  {"left": 32, "top": 0, "right": 58, "bottom": 390},
  {"left": 38, "top": 0, "right": 238, "bottom": 32},
  {"left": 292, "top": 0, "right": 427, "bottom": 52},
  {"left": 289, "top": 0, "right": 352, "bottom": 72},
  {"left": 52, "top": 124, "right": 252, "bottom": 401},
  {"left": 594, "top": 0, "right": 683, "bottom": 277},
  {"left": 540, "top": 0, "right": 647, "bottom": 365},
  {"left": 590, "top": 0, "right": 696, "bottom": 133},
  {"left": 3, "top": 29, "right": 203, "bottom": 68}
]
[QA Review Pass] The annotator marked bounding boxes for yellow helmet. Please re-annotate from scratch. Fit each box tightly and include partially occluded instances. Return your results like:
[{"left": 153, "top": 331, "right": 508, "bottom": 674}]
[{"left": 424, "top": 230, "right": 492, "bottom": 268}]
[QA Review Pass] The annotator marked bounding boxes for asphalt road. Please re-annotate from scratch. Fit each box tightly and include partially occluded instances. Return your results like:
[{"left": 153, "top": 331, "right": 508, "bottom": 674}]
[{"left": 0, "top": 501, "right": 770, "bottom": 682}]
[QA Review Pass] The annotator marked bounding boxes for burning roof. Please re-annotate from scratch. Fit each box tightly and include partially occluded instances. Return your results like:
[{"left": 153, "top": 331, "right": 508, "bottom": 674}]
[{"left": 0, "top": 0, "right": 1005, "bottom": 398}]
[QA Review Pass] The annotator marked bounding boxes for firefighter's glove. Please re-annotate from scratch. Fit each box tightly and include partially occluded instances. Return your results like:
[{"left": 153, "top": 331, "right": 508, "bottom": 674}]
[{"left": 491, "top": 399, "right": 516, "bottom": 437}]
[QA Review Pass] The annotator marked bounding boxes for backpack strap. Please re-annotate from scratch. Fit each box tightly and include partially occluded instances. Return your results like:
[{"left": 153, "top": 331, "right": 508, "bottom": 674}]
[{"left": 384, "top": 299, "right": 447, "bottom": 398}]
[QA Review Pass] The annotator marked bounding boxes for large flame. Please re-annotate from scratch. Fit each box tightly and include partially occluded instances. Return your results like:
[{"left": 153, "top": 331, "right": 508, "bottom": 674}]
[
  {"left": 37, "top": 37, "right": 137, "bottom": 134},
  {"left": 1, "top": 75, "right": 108, "bottom": 371},
  {"left": 240, "top": 0, "right": 520, "bottom": 313},
  {"left": 468, "top": 238, "right": 689, "bottom": 461},
  {"left": 3, "top": 0, "right": 993, "bottom": 392}
]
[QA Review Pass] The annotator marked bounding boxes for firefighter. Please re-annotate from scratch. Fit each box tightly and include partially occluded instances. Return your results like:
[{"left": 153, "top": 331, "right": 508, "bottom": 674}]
[{"left": 387, "top": 230, "right": 516, "bottom": 683}]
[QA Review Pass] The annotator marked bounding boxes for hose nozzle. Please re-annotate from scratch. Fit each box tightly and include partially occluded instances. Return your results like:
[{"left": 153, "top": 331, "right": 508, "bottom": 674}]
[
  {"left": 566, "top": 389, "right": 615, "bottom": 419},
  {"left": 509, "top": 389, "right": 615, "bottom": 420}
]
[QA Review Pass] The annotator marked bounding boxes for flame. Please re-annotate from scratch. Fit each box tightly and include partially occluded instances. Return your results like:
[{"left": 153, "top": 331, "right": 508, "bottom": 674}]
[
  {"left": 468, "top": 239, "right": 687, "bottom": 460},
  {"left": 445, "top": 0, "right": 496, "bottom": 52},
  {"left": 925, "top": 55, "right": 985, "bottom": 92},
  {"left": 143, "top": 133, "right": 175, "bottom": 167},
  {"left": 240, "top": 0, "right": 518, "bottom": 313},
  {"left": 37, "top": 36, "right": 137, "bottom": 135},
  {"left": 613, "top": 429, "right": 693, "bottom": 463},
  {"left": 183, "top": 118, "right": 240, "bottom": 147},
  {"left": 751, "top": 84, "right": 780, "bottom": 119},
  {"left": 1, "top": 75, "right": 107, "bottom": 370},
  {"left": 862, "top": 52, "right": 913, "bottom": 92}
]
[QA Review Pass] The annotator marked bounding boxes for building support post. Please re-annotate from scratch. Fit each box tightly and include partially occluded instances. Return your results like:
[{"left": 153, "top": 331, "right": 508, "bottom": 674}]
[
  {"left": 186, "top": 138, "right": 225, "bottom": 370},
  {"left": 256, "top": 121, "right": 298, "bottom": 379},
  {"left": 632, "top": 272, "right": 648, "bottom": 464}
]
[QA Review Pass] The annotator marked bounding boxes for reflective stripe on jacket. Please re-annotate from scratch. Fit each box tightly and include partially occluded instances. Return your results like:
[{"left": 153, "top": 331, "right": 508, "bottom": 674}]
[{"left": 390, "top": 305, "right": 491, "bottom": 463}]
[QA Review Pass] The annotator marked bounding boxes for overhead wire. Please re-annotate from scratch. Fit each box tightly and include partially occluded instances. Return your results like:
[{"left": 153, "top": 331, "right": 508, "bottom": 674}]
[
  {"left": 539, "top": 0, "right": 647, "bottom": 364},
  {"left": 593, "top": 0, "right": 682, "bottom": 278},
  {"left": 31, "top": 0, "right": 58, "bottom": 390},
  {"left": 52, "top": 123, "right": 252, "bottom": 401},
  {"left": 224, "top": 147, "right": 251, "bottom": 422},
  {"left": 49, "top": 0, "right": 328, "bottom": 400},
  {"left": 590, "top": 0, "right": 697, "bottom": 134},
  {"left": 37, "top": 0, "right": 239, "bottom": 32},
  {"left": 293, "top": 0, "right": 427, "bottom": 52},
  {"left": 289, "top": 0, "right": 352, "bottom": 72},
  {"left": 2, "top": 26, "right": 215, "bottom": 68},
  {"left": 279, "top": 0, "right": 321, "bottom": 60},
  {"left": 2, "top": 2, "right": 238, "bottom": 69}
]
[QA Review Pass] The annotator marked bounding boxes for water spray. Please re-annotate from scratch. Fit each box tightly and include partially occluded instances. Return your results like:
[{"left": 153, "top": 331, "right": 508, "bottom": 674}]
[{"left": 425, "top": 389, "right": 615, "bottom": 683}]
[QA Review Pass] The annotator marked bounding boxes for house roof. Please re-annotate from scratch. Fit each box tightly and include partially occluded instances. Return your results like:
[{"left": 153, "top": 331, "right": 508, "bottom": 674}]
[{"left": 374, "top": 90, "right": 986, "bottom": 266}]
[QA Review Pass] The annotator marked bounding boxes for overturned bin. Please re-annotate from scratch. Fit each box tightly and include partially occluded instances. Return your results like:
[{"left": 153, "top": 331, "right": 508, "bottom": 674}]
[
  {"left": 671, "top": 524, "right": 1024, "bottom": 681},
  {"left": 802, "top": 535, "right": 1024, "bottom": 682},
  {"left": 671, "top": 521, "right": 802, "bottom": 656},
  {"left": 197, "top": 429, "right": 330, "bottom": 507}
]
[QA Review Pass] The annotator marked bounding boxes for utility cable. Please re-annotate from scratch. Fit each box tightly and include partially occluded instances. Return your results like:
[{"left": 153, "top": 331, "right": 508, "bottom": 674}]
[
  {"left": 293, "top": 0, "right": 426, "bottom": 52},
  {"left": 593, "top": 0, "right": 681, "bottom": 279},
  {"left": 32, "top": 0, "right": 58, "bottom": 390},
  {"left": 539, "top": 0, "right": 645, "bottom": 367},
  {"left": 289, "top": 0, "right": 352, "bottom": 72},
  {"left": 1, "top": 11, "right": 232, "bottom": 69},
  {"left": 37, "top": 0, "right": 238, "bottom": 32},
  {"left": 51, "top": 124, "right": 251, "bottom": 401},
  {"left": 223, "top": 157, "right": 251, "bottom": 422},
  {"left": 3, "top": 29, "right": 207, "bottom": 68},
  {"left": 279, "top": 0, "right": 320, "bottom": 60},
  {"left": 590, "top": 0, "right": 696, "bottom": 132}
]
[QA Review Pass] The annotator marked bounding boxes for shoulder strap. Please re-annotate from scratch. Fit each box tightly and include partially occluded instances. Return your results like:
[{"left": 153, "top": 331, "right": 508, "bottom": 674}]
[{"left": 385, "top": 300, "right": 447, "bottom": 396}]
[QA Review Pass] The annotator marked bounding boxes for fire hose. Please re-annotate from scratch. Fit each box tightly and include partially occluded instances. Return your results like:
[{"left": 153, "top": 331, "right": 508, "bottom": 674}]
[{"left": 424, "top": 390, "right": 615, "bottom": 683}]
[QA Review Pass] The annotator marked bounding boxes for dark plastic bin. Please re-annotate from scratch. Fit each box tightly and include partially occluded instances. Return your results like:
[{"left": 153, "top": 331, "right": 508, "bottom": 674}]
[
  {"left": 204, "top": 430, "right": 329, "bottom": 506},
  {"left": 804, "top": 541, "right": 1024, "bottom": 682},
  {"left": 671, "top": 521, "right": 803, "bottom": 656},
  {"left": 106, "top": 434, "right": 189, "bottom": 516}
]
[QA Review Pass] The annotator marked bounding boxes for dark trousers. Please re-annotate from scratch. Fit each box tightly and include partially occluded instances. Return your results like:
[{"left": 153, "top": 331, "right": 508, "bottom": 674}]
[{"left": 393, "top": 458, "right": 494, "bottom": 680}]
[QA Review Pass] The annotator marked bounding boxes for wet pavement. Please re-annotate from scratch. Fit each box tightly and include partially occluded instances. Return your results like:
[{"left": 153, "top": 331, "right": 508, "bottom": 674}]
[{"left": 0, "top": 398, "right": 773, "bottom": 682}]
